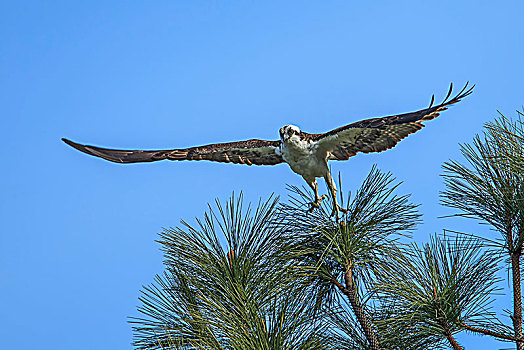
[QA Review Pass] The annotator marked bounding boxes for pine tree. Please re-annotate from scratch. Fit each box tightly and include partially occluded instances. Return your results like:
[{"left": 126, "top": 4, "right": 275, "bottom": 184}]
[{"left": 131, "top": 111, "right": 524, "bottom": 349}]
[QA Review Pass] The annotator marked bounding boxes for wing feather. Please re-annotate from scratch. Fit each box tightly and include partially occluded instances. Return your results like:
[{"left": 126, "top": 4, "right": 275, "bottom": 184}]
[
  {"left": 313, "top": 82, "right": 474, "bottom": 160},
  {"left": 62, "top": 138, "right": 283, "bottom": 166}
]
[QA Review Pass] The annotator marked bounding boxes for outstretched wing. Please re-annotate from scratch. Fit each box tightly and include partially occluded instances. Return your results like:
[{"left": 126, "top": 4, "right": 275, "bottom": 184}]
[
  {"left": 313, "top": 82, "right": 474, "bottom": 160},
  {"left": 62, "top": 138, "right": 283, "bottom": 166}
]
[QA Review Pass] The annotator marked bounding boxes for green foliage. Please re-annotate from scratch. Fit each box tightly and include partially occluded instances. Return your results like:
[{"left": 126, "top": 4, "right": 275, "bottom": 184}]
[
  {"left": 441, "top": 111, "right": 524, "bottom": 253},
  {"left": 376, "top": 234, "right": 505, "bottom": 344},
  {"left": 440, "top": 111, "right": 524, "bottom": 348},
  {"left": 132, "top": 110, "right": 524, "bottom": 349},
  {"left": 131, "top": 195, "right": 333, "bottom": 349},
  {"left": 277, "top": 166, "right": 420, "bottom": 310},
  {"left": 278, "top": 166, "right": 428, "bottom": 349}
]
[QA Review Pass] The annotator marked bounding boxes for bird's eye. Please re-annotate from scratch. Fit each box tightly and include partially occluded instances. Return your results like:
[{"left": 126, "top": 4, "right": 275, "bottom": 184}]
[{"left": 288, "top": 129, "right": 293, "bottom": 135}]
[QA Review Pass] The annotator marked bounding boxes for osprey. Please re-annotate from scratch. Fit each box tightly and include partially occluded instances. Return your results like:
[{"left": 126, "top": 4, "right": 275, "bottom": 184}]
[{"left": 63, "top": 83, "right": 473, "bottom": 218}]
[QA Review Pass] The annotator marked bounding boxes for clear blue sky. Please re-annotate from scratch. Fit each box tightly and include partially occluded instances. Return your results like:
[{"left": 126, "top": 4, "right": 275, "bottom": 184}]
[{"left": 2, "top": 1, "right": 523, "bottom": 349}]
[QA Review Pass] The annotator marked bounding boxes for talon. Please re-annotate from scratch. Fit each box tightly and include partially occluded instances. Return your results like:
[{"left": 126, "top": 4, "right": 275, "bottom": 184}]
[
  {"left": 330, "top": 206, "right": 339, "bottom": 218},
  {"left": 308, "top": 195, "right": 326, "bottom": 213},
  {"left": 330, "top": 204, "right": 347, "bottom": 220},
  {"left": 307, "top": 201, "right": 319, "bottom": 213}
]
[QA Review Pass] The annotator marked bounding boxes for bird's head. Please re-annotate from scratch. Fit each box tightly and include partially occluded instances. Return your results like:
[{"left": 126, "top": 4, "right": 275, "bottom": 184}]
[{"left": 279, "top": 125, "right": 301, "bottom": 142}]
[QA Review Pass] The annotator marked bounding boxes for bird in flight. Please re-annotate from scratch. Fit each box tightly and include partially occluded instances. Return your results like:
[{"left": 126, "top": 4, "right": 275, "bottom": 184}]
[{"left": 63, "top": 82, "right": 473, "bottom": 219}]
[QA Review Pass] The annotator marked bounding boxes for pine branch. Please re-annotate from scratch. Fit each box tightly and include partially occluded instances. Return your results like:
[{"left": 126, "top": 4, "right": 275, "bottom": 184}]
[
  {"left": 279, "top": 167, "right": 421, "bottom": 349},
  {"left": 444, "top": 329, "right": 464, "bottom": 350},
  {"left": 511, "top": 251, "right": 523, "bottom": 349},
  {"left": 132, "top": 193, "right": 334, "bottom": 349},
  {"left": 331, "top": 272, "right": 381, "bottom": 350},
  {"left": 461, "top": 322, "right": 523, "bottom": 342},
  {"left": 441, "top": 111, "right": 524, "bottom": 350}
]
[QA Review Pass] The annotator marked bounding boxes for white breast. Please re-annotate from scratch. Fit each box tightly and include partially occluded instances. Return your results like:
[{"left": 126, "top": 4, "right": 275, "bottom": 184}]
[{"left": 281, "top": 136, "right": 328, "bottom": 180}]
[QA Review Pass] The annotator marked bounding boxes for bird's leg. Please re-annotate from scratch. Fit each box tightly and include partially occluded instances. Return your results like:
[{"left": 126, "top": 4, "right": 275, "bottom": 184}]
[
  {"left": 324, "top": 173, "right": 348, "bottom": 219},
  {"left": 307, "top": 179, "right": 326, "bottom": 213}
]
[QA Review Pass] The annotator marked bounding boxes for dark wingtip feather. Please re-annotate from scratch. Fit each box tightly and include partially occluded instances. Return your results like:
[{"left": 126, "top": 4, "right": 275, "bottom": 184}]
[
  {"left": 61, "top": 137, "right": 126, "bottom": 163},
  {"left": 62, "top": 138, "right": 87, "bottom": 152},
  {"left": 62, "top": 137, "right": 73, "bottom": 145},
  {"left": 419, "top": 82, "right": 474, "bottom": 122},
  {"left": 442, "top": 81, "right": 475, "bottom": 107},
  {"left": 443, "top": 82, "right": 454, "bottom": 102},
  {"left": 428, "top": 94, "right": 435, "bottom": 108},
  {"left": 399, "top": 82, "right": 475, "bottom": 123}
]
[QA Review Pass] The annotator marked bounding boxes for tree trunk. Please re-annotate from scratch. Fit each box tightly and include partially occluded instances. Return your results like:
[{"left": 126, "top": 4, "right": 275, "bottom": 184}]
[
  {"left": 444, "top": 329, "right": 464, "bottom": 350},
  {"left": 511, "top": 252, "right": 523, "bottom": 350},
  {"left": 332, "top": 269, "right": 381, "bottom": 350}
]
